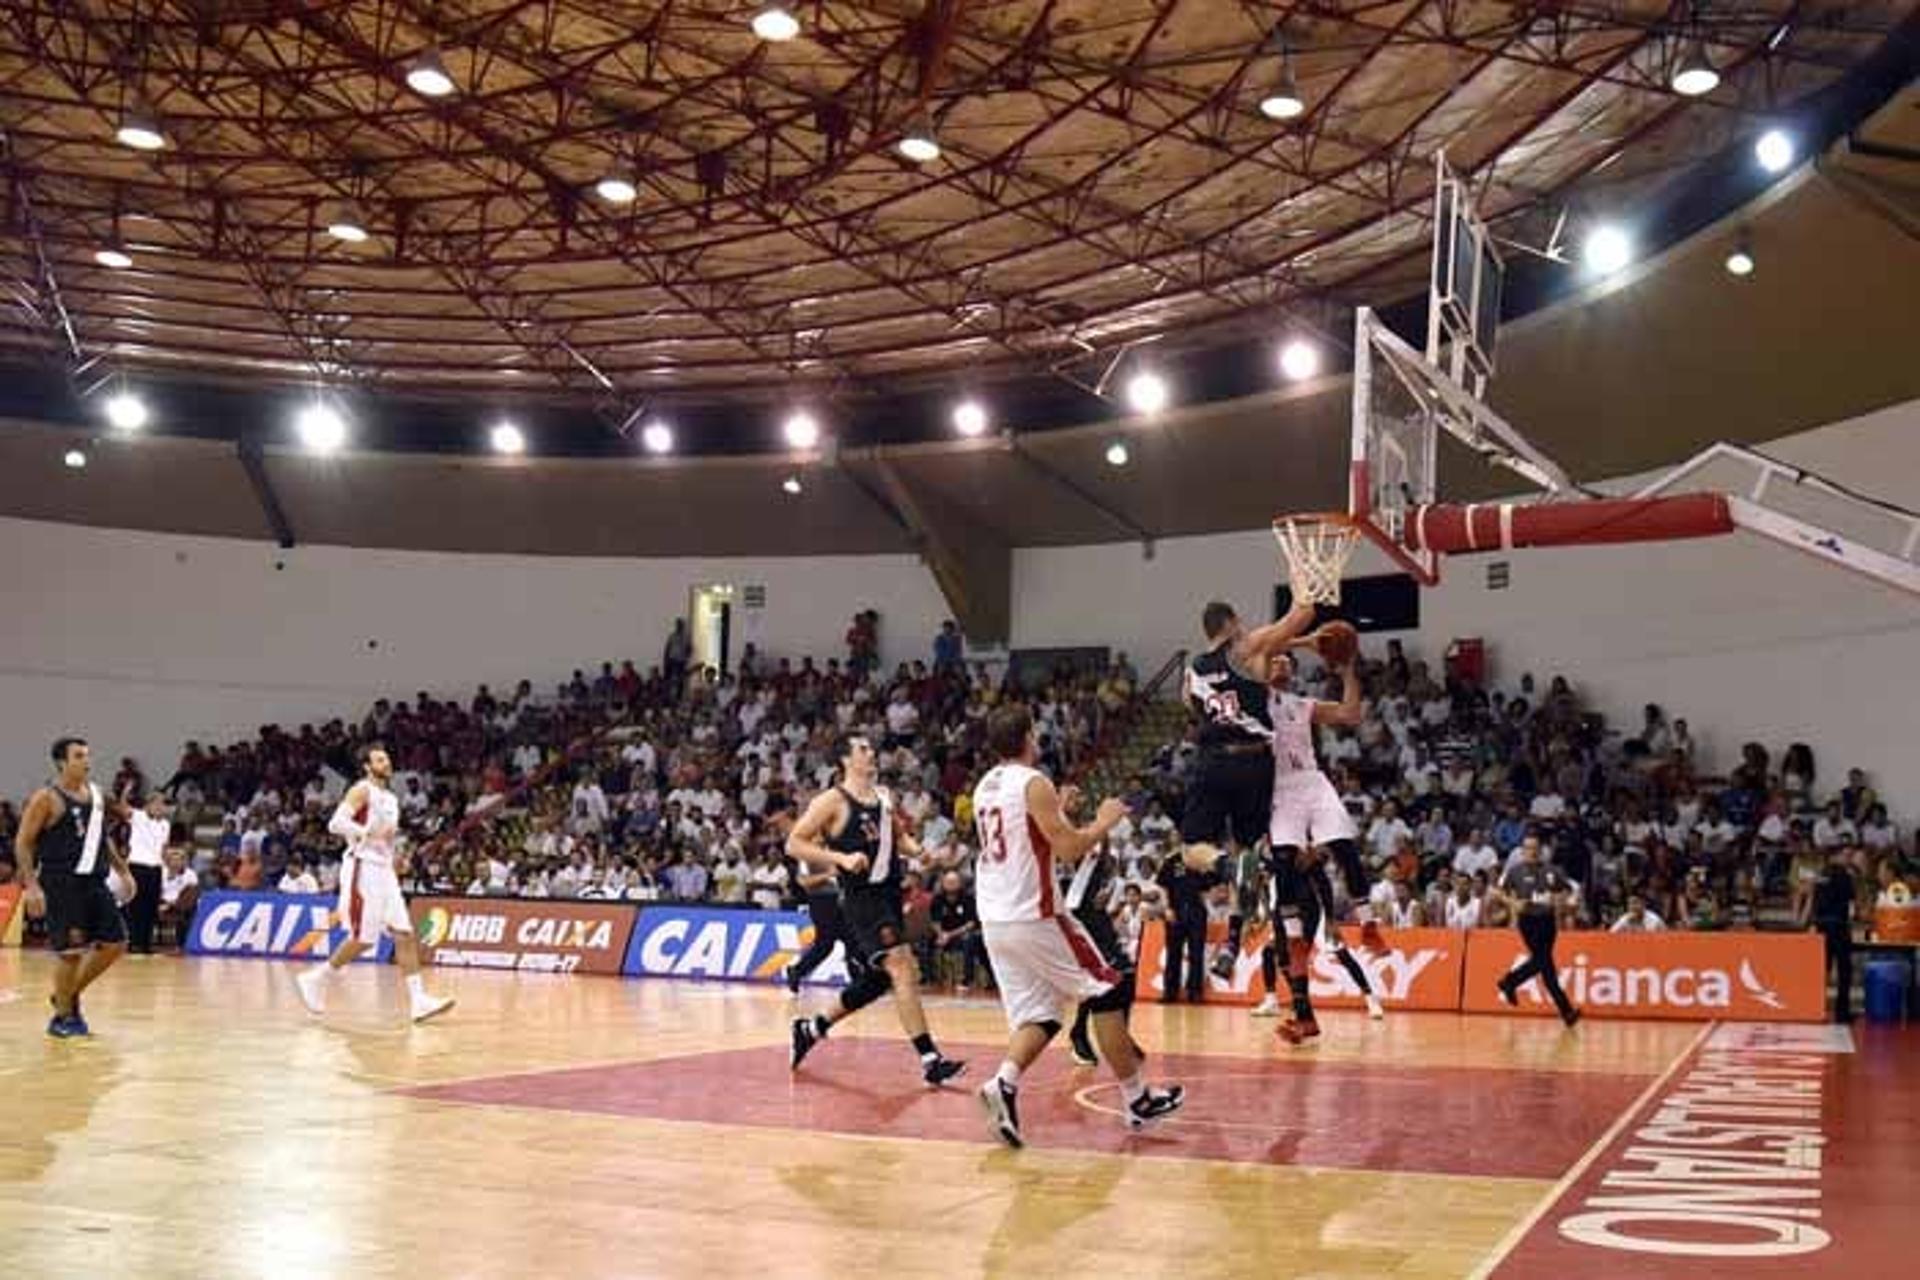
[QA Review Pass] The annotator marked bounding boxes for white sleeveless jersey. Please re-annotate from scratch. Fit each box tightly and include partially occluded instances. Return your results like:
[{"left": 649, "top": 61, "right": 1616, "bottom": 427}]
[
  {"left": 1269, "top": 691, "right": 1321, "bottom": 776},
  {"left": 349, "top": 785, "right": 402, "bottom": 864},
  {"left": 971, "top": 762, "right": 1057, "bottom": 923}
]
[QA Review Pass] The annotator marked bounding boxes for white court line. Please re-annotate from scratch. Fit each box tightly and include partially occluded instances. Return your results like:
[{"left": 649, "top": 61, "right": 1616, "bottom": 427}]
[{"left": 1465, "top": 1019, "right": 1715, "bottom": 1280}]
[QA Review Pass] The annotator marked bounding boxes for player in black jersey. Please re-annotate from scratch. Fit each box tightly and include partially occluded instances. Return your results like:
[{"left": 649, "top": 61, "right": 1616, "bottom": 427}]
[
  {"left": 1184, "top": 597, "right": 1317, "bottom": 978},
  {"left": 13, "top": 736, "right": 133, "bottom": 1038},
  {"left": 1061, "top": 832, "right": 1146, "bottom": 1067},
  {"left": 783, "top": 866, "right": 845, "bottom": 994},
  {"left": 786, "top": 734, "right": 966, "bottom": 1087}
]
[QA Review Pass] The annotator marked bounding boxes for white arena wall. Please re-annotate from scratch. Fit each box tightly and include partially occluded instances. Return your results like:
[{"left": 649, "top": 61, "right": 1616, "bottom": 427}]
[
  {"left": 1013, "top": 397, "right": 1920, "bottom": 821},
  {"left": 0, "top": 527, "right": 947, "bottom": 797},
  {"left": 4, "top": 397, "right": 1915, "bottom": 820}
]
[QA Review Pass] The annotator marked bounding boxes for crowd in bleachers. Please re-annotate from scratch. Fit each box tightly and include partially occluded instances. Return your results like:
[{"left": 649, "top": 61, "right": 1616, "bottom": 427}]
[
  {"left": 3, "top": 621, "right": 1912, "bottom": 962},
  {"left": 1108, "top": 641, "right": 1913, "bottom": 940}
]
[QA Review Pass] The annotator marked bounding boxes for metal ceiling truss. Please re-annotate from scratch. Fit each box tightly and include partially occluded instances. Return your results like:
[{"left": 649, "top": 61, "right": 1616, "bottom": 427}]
[{"left": 0, "top": 1, "right": 1905, "bottom": 404}]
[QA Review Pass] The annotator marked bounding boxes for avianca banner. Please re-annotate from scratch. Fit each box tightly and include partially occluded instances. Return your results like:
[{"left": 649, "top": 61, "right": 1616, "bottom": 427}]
[
  {"left": 1136, "top": 921, "right": 1466, "bottom": 1012},
  {"left": 624, "top": 904, "right": 848, "bottom": 985},
  {"left": 186, "top": 890, "right": 391, "bottom": 962},
  {"left": 1462, "top": 930, "right": 1826, "bottom": 1022}
]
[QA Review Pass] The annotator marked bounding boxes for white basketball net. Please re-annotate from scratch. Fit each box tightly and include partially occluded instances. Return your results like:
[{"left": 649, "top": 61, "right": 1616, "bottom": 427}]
[{"left": 1274, "top": 516, "right": 1360, "bottom": 605}]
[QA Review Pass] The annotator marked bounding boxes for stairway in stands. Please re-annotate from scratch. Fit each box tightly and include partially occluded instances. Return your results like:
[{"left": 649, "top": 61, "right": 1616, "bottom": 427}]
[{"left": 1074, "top": 651, "right": 1189, "bottom": 803}]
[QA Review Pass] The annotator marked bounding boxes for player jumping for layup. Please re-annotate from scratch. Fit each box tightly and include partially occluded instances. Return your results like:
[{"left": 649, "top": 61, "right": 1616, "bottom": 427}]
[
  {"left": 1261, "top": 645, "right": 1375, "bottom": 1044},
  {"left": 974, "top": 705, "right": 1183, "bottom": 1148},
  {"left": 786, "top": 735, "right": 966, "bottom": 1087},
  {"left": 294, "top": 743, "right": 455, "bottom": 1023}
]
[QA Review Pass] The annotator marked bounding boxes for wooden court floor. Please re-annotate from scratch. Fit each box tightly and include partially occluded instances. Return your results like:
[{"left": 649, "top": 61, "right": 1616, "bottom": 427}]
[{"left": 0, "top": 950, "right": 1905, "bottom": 1280}]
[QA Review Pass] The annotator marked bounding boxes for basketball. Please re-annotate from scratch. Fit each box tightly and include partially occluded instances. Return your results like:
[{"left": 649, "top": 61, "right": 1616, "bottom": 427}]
[{"left": 1316, "top": 621, "right": 1359, "bottom": 666}]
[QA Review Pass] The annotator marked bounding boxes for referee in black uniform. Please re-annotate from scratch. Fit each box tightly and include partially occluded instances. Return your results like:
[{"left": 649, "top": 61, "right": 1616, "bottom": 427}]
[
  {"left": 1810, "top": 850, "right": 1857, "bottom": 1023},
  {"left": 1495, "top": 834, "right": 1581, "bottom": 1027}
]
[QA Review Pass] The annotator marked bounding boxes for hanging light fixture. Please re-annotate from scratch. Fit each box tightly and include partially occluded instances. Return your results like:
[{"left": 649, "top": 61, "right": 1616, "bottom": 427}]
[
  {"left": 897, "top": 113, "right": 941, "bottom": 163},
  {"left": 405, "top": 48, "right": 457, "bottom": 98},
  {"left": 752, "top": 5, "right": 801, "bottom": 42},
  {"left": 115, "top": 105, "right": 165, "bottom": 151},
  {"left": 1258, "top": 28, "right": 1306, "bottom": 121},
  {"left": 1670, "top": 40, "right": 1720, "bottom": 96}
]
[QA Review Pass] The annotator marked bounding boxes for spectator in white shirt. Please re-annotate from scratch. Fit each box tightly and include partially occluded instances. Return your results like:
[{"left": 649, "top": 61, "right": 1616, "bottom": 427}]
[
  {"left": 571, "top": 776, "right": 610, "bottom": 834},
  {"left": 159, "top": 848, "right": 200, "bottom": 948},
  {"left": 1812, "top": 802, "right": 1857, "bottom": 851},
  {"left": 881, "top": 690, "right": 917, "bottom": 738},
  {"left": 1697, "top": 804, "right": 1741, "bottom": 857},
  {"left": 1452, "top": 830, "right": 1500, "bottom": 880},
  {"left": 277, "top": 859, "right": 319, "bottom": 895},
  {"left": 1529, "top": 787, "right": 1568, "bottom": 825},
  {"left": 1444, "top": 879, "right": 1481, "bottom": 929},
  {"left": 1366, "top": 802, "right": 1412, "bottom": 869},
  {"left": 1861, "top": 805, "right": 1898, "bottom": 854},
  {"left": 1610, "top": 894, "right": 1667, "bottom": 933},
  {"left": 750, "top": 853, "right": 789, "bottom": 910}
]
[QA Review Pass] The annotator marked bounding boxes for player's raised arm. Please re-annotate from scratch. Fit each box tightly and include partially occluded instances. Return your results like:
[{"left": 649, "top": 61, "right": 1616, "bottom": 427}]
[
  {"left": 1310, "top": 660, "right": 1364, "bottom": 727},
  {"left": 1023, "top": 773, "right": 1126, "bottom": 866},
  {"left": 787, "top": 790, "right": 858, "bottom": 872},
  {"left": 1242, "top": 598, "right": 1318, "bottom": 659}
]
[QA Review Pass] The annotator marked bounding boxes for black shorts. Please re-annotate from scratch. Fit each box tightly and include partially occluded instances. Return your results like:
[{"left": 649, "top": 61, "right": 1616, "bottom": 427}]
[
  {"left": 804, "top": 890, "right": 844, "bottom": 942},
  {"left": 841, "top": 890, "right": 905, "bottom": 971},
  {"left": 1072, "top": 906, "right": 1131, "bottom": 975},
  {"left": 1180, "top": 748, "right": 1273, "bottom": 847},
  {"left": 41, "top": 869, "right": 127, "bottom": 953}
]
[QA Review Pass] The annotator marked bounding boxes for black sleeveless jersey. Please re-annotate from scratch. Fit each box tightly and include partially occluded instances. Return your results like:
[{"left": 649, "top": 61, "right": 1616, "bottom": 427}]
[
  {"left": 36, "top": 786, "right": 100, "bottom": 878},
  {"left": 1186, "top": 644, "right": 1275, "bottom": 749},
  {"left": 830, "top": 787, "right": 899, "bottom": 903}
]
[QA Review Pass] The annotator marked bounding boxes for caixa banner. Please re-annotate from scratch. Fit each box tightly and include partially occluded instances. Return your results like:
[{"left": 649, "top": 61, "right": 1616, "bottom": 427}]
[
  {"left": 624, "top": 904, "right": 847, "bottom": 985},
  {"left": 186, "top": 890, "right": 391, "bottom": 962}
]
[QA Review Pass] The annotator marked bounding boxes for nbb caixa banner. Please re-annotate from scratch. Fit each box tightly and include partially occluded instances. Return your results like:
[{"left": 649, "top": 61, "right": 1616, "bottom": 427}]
[
  {"left": 409, "top": 897, "right": 636, "bottom": 974},
  {"left": 186, "top": 890, "right": 392, "bottom": 962},
  {"left": 624, "top": 905, "right": 848, "bottom": 985}
]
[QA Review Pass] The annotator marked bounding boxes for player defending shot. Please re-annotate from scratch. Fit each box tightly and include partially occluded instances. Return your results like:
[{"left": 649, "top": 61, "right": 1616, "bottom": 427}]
[
  {"left": 786, "top": 735, "right": 966, "bottom": 1087},
  {"left": 294, "top": 743, "right": 455, "bottom": 1023},
  {"left": 974, "top": 705, "right": 1184, "bottom": 1148},
  {"left": 1184, "top": 597, "right": 1316, "bottom": 978},
  {"left": 14, "top": 737, "right": 134, "bottom": 1037}
]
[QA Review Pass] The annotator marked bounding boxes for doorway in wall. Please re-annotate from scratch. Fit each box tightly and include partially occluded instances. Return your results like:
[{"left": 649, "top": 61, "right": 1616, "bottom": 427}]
[{"left": 689, "top": 584, "right": 734, "bottom": 675}]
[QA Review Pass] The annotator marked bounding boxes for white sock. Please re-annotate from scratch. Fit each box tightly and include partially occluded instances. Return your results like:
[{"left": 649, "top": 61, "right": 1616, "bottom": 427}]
[
  {"left": 995, "top": 1060, "right": 1022, "bottom": 1090},
  {"left": 406, "top": 974, "right": 427, "bottom": 1000},
  {"left": 309, "top": 963, "right": 334, "bottom": 982},
  {"left": 1120, "top": 1072, "right": 1147, "bottom": 1105}
]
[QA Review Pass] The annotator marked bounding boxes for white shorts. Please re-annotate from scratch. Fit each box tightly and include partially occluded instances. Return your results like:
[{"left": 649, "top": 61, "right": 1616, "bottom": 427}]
[
  {"left": 338, "top": 855, "right": 412, "bottom": 946},
  {"left": 982, "top": 916, "right": 1118, "bottom": 1031},
  {"left": 1269, "top": 770, "right": 1357, "bottom": 849}
]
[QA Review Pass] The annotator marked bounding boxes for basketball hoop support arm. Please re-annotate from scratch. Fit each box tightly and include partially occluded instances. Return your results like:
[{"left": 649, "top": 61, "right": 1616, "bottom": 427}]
[{"left": 1356, "top": 308, "right": 1575, "bottom": 499}]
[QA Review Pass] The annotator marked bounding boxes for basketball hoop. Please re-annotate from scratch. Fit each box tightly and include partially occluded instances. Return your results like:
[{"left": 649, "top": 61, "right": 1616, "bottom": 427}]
[{"left": 1273, "top": 512, "right": 1362, "bottom": 605}]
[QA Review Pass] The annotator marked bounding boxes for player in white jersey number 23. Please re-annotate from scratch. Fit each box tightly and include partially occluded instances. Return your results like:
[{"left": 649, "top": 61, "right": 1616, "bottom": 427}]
[{"left": 971, "top": 704, "right": 1184, "bottom": 1149}]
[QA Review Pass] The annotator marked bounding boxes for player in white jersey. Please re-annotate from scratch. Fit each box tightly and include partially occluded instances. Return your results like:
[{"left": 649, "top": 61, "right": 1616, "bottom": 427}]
[
  {"left": 294, "top": 743, "right": 454, "bottom": 1023},
  {"left": 972, "top": 705, "right": 1184, "bottom": 1148},
  {"left": 1259, "top": 648, "right": 1385, "bottom": 1043}
]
